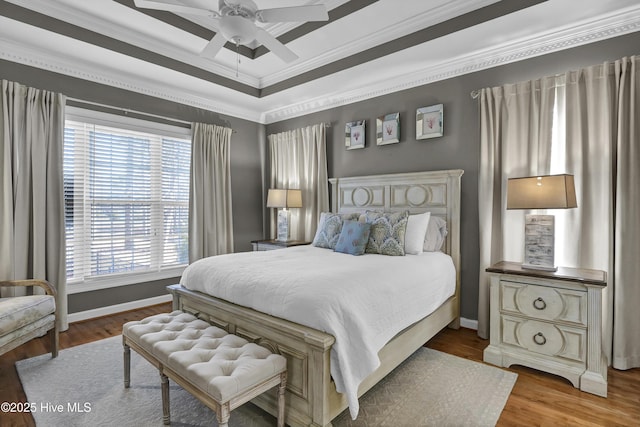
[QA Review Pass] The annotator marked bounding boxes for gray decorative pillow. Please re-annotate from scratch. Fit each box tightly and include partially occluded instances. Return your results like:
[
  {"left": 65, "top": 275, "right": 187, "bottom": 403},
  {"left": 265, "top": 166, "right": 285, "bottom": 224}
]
[
  {"left": 312, "top": 212, "right": 360, "bottom": 249},
  {"left": 364, "top": 210, "right": 409, "bottom": 256}
]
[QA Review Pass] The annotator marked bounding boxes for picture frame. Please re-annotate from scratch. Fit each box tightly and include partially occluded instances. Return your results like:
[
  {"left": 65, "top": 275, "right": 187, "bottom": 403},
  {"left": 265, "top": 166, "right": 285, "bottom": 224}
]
[
  {"left": 345, "top": 120, "right": 366, "bottom": 150},
  {"left": 416, "top": 104, "right": 443, "bottom": 139},
  {"left": 376, "top": 112, "right": 400, "bottom": 145}
]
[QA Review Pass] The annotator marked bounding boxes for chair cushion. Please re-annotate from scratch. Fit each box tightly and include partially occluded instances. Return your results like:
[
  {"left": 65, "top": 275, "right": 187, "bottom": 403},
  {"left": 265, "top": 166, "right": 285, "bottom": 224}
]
[
  {"left": 0, "top": 295, "right": 55, "bottom": 336},
  {"left": 0, "top": 314, "right": 55, "bottom": 349}
]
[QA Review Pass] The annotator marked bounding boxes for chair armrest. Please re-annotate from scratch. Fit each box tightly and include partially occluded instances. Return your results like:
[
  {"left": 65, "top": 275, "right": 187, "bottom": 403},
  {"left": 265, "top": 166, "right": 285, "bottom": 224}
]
[{"left": 0, "top": 279, "right": 57, "bottom": 297}]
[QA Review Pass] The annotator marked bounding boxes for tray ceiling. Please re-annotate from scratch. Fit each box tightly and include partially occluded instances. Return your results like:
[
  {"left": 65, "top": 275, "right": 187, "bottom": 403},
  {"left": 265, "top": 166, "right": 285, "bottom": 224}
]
[{"left": 1, "top": 0, "right": 639, "bottom": 123}]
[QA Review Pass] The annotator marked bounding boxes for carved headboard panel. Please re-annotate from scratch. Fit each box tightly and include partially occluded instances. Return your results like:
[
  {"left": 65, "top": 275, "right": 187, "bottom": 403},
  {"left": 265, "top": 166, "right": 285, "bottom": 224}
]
[{"left": 329, "top": 170, "right": 464, "bottom": 296}]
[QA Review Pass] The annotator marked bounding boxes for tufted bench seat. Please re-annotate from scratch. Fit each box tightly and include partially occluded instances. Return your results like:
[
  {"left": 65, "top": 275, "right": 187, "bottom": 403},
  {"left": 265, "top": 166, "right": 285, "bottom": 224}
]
[{"left": 122, "top": 311, "right": 286, "bottom": 426}]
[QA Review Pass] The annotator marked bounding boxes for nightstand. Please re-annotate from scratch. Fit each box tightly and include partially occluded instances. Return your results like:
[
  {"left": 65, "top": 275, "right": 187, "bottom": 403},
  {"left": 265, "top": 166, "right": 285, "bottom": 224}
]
[
  {"left": 251, "top": 239, "right": 311, "bottom": 251},
  {"left": 483, "top": 261, "right": 608, "bottom": 397}
]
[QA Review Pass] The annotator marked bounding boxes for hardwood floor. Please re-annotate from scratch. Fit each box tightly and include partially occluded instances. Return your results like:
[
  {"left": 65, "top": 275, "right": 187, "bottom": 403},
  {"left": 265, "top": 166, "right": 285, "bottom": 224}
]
[
  {"left": 427, "top": 328, "right": 640, "bottom": 427},
  {"left": 1, "top": 303, "right": 638, "bottom": 426}
]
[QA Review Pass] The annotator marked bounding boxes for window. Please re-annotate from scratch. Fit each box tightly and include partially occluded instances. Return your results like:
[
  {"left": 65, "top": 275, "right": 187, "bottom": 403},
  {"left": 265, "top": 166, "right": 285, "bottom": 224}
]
[{"left": 64, "top": 108, "right": 191, "bottom": 288}]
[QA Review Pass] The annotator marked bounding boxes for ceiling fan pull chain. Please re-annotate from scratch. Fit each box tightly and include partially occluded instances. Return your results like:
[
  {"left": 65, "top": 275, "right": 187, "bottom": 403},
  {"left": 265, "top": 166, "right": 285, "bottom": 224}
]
[{"left": 236, "top": 41, "right": 240, "bottom": 78}]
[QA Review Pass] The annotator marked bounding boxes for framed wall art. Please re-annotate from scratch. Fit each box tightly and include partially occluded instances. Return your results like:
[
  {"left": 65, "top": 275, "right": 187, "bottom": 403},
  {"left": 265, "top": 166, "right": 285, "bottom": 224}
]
[
  {"left": 416, "top": 104, "right": 443, "bottom": 140},
  {"left": 376, "top": 112, "right": 400, "bottom": 145},
  {"left": 345, "top": 120, "right": 366, "bottom": 150}
]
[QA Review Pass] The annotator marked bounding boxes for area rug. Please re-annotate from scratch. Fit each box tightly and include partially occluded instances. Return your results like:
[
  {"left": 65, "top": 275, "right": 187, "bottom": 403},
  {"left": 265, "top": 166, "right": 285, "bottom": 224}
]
[{"left": 17, "top": 336, "right": 516, "bottom": 426}]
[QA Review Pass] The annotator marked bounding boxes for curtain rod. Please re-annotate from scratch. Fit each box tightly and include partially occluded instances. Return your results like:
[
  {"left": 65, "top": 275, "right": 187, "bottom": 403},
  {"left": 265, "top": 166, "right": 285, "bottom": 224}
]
[
  {"left": 66, "top": 98, "right": 237, "bottom": 134},
  {"left": 470, "top": 90, "right": 480, "bottom": 99},
  {"left": 66, "top": 97, "right": 192, "bottom": 127}
]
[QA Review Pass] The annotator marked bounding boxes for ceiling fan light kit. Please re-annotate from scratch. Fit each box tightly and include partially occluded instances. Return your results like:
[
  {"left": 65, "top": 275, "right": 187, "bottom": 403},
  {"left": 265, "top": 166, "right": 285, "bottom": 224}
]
[
  {"left": 220, "top": 15, "right": 256, "bottom": 45},
  {"left": 133, "top": 0, "right": 329, "bottom": 63}
]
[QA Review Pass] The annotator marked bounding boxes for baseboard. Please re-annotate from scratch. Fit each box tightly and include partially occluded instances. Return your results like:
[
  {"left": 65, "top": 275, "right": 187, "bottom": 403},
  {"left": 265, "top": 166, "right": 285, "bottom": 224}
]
[
  {"left": 68, "top": 294, "right": 172, "bottom": 323},
  {"left": 460, "top": 317, "right": 478, "bottom": 330}
]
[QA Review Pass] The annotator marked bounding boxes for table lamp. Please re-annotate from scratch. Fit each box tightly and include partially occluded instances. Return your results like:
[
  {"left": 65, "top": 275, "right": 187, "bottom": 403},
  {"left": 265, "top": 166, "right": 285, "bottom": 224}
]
[
  {"left": 267, "top": 189, "right": 303, "bottom": 242},
  {"left": 507, "top": 174, "right": 577, "bottom": 271}
]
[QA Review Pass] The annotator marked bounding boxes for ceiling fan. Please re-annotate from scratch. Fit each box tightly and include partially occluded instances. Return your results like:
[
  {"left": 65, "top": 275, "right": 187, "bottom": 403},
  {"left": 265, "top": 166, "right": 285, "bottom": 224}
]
[{"left": 133, "top": 0, "right": 329, "bottom": 62}]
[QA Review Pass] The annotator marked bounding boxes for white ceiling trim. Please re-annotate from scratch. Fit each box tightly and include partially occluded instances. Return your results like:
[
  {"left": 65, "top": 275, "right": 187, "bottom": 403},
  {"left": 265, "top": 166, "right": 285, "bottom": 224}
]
[
  {"left": 0, "top": 36, "right": 264, "bottom": 122},
  {"left": 261, "top": 9, "right": 640, "bottom": 123},
  {"left": 254, "top": 0, "right": 348, "bottom": 37},
  {"left": 259, "top": 0, "right": 498, "bottom": 87}
]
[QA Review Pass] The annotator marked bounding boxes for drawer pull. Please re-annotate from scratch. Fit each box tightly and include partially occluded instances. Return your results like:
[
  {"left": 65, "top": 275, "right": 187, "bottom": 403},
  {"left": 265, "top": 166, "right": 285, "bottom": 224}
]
[
  {"left": 533, "top": 297, "right": 547, "bottom": 310},
  {"left": 533, "top": 332, "right": 547, "bottom": 346}
]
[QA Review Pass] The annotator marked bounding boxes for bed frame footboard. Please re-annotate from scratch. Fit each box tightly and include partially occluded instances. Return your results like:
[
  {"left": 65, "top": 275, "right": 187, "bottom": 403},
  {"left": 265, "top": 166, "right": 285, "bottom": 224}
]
[
  {"left": 168, "top": 284, "right": 458, "bottom": 427},
  {"left": 168, "top": 284, "right": 336, "bottom": 427}
]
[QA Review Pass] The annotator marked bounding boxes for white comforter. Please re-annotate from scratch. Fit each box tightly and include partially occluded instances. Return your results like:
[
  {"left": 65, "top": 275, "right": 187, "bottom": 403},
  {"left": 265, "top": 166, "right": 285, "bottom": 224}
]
[{"left": 179, "top": 245, "right": 455, "bottom": 419}]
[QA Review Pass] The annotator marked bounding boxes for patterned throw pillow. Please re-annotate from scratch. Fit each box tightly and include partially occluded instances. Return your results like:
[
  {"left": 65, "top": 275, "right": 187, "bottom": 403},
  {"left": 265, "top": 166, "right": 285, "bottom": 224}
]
[
  {"left": 312, "top": 212, "right": 360, "bottom": 249},
  {"left": 334, "top": 220, "right": 372, "bottom": 255},
  {"left": 364, "top": 210, "right": 409, "bottom": 256}
]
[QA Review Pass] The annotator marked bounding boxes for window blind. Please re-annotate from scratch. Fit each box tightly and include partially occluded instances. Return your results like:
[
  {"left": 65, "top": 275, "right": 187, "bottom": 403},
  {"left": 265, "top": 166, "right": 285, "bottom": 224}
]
[{"left": 64, "top": 118, "right": 190, "bottom": 283}]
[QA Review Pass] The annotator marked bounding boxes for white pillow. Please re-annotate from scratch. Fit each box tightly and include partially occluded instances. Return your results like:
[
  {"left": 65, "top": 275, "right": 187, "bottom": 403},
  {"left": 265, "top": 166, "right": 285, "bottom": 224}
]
[
  {"left": 404, "top": 212, "right": 431, "bottom": 255},
  {"left": 423, "top": 215, "right": 447, "bottom": 252}
]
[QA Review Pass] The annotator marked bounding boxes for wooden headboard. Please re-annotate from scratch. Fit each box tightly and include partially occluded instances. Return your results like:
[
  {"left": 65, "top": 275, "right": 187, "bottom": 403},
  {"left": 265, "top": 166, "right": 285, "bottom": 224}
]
[{"left": 329, "top": 169, "right": 464, "bottom": 297}]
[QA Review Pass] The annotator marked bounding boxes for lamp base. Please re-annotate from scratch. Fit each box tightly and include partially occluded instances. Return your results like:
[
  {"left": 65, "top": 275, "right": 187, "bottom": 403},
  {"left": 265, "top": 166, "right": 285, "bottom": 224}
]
[
  {"left": 523, "top": 214, "right": 556, "bottom": 271},
  {"left": 276, "top": 209, "right": 291, "bottom": 242}
]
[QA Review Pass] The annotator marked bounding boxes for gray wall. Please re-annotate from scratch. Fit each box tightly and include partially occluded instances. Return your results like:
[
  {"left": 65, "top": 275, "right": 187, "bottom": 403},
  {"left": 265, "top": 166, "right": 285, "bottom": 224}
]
[
  {"left": 0, "top": 60, "right": 265, "bottom": 313},
  {"left": 3, "top": 30, "right": 639, "bottom": 317},
  {"left": 266, "top": 31, "right": 640, "bottom": 321}
]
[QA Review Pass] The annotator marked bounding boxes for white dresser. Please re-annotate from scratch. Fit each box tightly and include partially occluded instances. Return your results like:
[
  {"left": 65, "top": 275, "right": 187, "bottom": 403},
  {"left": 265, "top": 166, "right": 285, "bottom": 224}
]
[{"left": 483, "top": 261, "right": 608, "bottom": 397}]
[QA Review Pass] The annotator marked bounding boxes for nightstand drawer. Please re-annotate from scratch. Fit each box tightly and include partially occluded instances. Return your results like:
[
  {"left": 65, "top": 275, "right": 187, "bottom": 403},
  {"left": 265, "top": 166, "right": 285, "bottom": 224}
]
[
  {"left": 501, "top": 315, "right": 586, "bottom": 363},
  {"left": 500, "top": 280, "right": 587, "bottom": 326}
]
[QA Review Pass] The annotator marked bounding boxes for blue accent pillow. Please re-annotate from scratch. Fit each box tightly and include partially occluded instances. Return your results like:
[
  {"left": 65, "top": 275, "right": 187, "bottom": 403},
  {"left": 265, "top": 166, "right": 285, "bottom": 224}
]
[
  {"left": 312, "top": 212, "right": 359, "bottom": 249},
  {"left": 334, "top": 220, "right": 372, "bottom": 255}
]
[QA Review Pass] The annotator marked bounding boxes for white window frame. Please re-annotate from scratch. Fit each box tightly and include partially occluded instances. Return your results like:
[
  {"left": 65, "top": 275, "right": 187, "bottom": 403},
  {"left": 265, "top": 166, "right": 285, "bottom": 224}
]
[{"left": 65, "top": 106, "right": 191, "bottom": 294}]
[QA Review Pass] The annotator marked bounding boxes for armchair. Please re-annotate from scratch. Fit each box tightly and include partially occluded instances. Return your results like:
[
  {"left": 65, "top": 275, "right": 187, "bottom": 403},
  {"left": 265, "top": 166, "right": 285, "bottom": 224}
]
[{"left": 0, "top": 280, "right": 58, "bottom": 358}]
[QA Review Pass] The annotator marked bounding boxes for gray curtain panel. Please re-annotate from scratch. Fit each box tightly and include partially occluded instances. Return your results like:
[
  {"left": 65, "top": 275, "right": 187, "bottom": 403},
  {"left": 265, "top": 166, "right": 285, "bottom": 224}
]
[
  {"left": 477, "top": 77, "right": 556, "bottom": 339},
  {"left": 268, "top": 123, "right": 329, "bottom": 241},
  {"left": 0, "top": 80, "right": 67, "bottom": 330},
  {"left": 560, "top": 56, "right": 640, "bottom": 369},
  {"left": 188, "top": 122, "right": 234, "bottom": 262},
  {"left": 611, "top": 56, "right": 640, "bottom": 369}
]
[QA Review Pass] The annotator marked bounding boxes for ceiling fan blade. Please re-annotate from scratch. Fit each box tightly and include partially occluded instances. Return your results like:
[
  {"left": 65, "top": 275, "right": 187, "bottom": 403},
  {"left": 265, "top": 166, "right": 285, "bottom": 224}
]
[
  {"left": 133, "top": 0, "right": 218, "bottom": 17},
  {"left": 200, "top": 32, "right": 228, "bottom": 58},
  {"left": 256, "top": 5, "right": 328, "bottom": 23},
  {"left": 255, "top": 28, "right": 298, "bottom": 63}
]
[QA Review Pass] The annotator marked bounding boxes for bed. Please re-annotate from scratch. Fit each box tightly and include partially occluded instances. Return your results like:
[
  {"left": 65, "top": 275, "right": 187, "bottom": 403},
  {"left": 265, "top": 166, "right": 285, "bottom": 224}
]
[{"left": 167, "top": 169, "right": 463, "bottom": 427}]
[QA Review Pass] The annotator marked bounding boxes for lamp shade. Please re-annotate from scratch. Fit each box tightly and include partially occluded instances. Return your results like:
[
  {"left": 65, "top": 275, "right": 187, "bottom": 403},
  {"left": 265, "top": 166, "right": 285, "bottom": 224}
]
[
  {"left": 267, "top": 189, "right": 303, "bottom": 208},
  {"left": 507, "top": 174, "right": 577, "bottom": 209}
]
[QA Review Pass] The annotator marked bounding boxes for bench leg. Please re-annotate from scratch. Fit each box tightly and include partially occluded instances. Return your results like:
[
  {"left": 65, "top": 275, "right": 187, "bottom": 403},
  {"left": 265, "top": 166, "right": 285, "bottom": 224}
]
[
  {"left": 123, "top": 343, "right": 130, "bottom": 388},
  {"left": 277, "top": 372, "right": 287, "bottom": 427},
  {"left": 217, "top": 403, "right": 230, "bottom": 427},
  {"left": 161, "top": 370, "right": 170, "bottom": 425}
]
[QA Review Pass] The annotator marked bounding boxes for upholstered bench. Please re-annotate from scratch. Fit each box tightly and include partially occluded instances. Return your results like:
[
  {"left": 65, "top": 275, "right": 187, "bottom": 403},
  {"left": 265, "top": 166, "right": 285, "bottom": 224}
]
[{"left": 122, "top": 311, "right": 287, "bottom": 427}]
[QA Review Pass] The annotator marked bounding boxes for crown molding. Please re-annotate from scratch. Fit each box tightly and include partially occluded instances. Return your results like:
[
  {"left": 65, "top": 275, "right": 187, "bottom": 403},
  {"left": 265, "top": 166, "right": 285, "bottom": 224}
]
[
  {"left": 261, "top": 9, "right": 640, "bottom": 123},
  {"left": 0, "top": 37, "right": 263, "bottom": 123}
]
